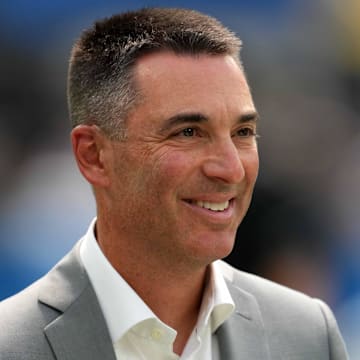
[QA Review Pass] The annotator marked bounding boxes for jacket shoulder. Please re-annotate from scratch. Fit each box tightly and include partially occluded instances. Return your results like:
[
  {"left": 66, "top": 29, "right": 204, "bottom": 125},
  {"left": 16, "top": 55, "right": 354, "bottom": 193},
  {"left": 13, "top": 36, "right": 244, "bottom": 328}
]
[
  {"left": 218, "top": 261, "right": 349, "bottom": 359},
  {"left": 0, "top": 245, "right": 86, "bottom": 360},
  {"left": 0, "top": 278, "right": 59, "bottom": 359}
]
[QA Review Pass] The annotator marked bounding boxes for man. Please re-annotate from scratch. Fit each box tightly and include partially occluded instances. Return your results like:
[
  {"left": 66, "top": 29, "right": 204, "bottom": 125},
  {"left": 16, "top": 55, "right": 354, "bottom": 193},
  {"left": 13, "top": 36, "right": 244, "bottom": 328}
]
[{"left": 0, "top": 7, "right": 348, "bottom": 360}]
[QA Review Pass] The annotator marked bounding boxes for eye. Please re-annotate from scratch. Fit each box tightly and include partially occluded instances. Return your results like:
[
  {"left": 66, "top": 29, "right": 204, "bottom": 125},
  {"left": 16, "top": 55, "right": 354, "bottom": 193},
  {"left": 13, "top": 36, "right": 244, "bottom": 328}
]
[
  {"left": 235, "top": 127, "right": 257, "bottom": 137},
  {"left": 180, "top": 127, "right": 196, "bottom": 137},
  {"left": 170, "top": 126, "right": 202, "bottom": 140}
]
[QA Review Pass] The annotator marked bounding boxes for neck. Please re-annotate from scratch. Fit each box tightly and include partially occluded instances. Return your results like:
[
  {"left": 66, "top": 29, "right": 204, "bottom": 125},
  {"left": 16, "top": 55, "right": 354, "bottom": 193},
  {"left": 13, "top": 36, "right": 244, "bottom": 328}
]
[
  {"left": 128, "top": 265, "right": 207, "bottom": 355},
  {"left": 95, "top": 218, "right": 210, "bottom": 355}
]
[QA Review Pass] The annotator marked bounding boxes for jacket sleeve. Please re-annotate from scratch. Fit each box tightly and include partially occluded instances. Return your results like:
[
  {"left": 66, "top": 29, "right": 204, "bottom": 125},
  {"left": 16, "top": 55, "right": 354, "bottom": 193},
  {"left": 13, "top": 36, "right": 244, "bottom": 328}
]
[{"left": 315, "top": 299, "right": 349, "bottom": 360}]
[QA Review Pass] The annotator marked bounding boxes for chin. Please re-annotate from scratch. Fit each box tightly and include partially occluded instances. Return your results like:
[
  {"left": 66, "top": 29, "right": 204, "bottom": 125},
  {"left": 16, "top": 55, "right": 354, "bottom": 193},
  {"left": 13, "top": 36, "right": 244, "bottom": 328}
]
[{"left": 191, "top": 231, "right": 236, "bottom": 263}]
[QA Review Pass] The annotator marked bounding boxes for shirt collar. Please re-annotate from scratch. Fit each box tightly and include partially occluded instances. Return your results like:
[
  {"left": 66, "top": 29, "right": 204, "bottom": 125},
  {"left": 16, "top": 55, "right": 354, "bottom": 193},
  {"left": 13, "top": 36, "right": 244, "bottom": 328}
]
[
  {"left": 80, "top": 218, "right": 234, "bottom": 343},
  {"left": 196, "top": 261, "right": 235, "bottom": 334}
]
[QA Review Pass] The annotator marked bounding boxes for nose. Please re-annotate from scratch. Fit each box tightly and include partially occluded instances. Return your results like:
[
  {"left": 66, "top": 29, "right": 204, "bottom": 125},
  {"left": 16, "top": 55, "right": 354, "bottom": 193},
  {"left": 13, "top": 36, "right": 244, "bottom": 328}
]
[{"left": 202, "top": 137, "right": 246, "bottom": 184}]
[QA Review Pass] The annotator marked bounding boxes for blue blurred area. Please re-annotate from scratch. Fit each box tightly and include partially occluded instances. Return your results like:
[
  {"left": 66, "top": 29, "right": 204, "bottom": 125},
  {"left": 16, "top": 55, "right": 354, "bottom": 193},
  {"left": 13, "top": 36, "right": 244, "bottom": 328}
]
[
  {"left": 0, "top": 0, "right": 359, "bottom": 357},
  {"left": 0, "top": 262, "right": 42, "bottom": 301},
  {"left": 0, "top": 1, "right": 290, "bottom": 49}
]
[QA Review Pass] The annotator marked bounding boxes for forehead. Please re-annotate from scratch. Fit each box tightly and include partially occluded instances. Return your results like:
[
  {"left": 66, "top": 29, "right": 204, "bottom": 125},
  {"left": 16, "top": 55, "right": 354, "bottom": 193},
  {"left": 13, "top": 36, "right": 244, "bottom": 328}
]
[
  {"left": 135, "top": 51, "right": 249, "bottom": 92},
  {"left": 130, "top": 52, "right": 255, "bottom": 124}
]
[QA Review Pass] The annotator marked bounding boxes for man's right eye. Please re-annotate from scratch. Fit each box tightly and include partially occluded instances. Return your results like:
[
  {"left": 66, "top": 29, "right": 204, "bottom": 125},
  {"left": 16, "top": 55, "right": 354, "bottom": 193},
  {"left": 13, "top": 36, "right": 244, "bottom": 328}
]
[{"left": 180, "top": 128, "right": 196, "bottom": 137}]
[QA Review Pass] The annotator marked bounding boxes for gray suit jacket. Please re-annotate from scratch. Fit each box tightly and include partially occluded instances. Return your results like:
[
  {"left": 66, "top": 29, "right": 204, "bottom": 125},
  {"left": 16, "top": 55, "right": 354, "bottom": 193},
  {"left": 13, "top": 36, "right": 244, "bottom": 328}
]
[{"left": 0, "top": 243, "right": 348, "bottom": 359}]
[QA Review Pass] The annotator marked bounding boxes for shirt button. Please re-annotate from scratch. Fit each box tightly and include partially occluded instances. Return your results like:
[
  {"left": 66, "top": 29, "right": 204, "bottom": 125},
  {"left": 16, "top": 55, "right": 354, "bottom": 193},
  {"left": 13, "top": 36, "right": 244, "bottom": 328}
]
[{"left": 151, "top": 327, "right": 163, "bottom": 340}]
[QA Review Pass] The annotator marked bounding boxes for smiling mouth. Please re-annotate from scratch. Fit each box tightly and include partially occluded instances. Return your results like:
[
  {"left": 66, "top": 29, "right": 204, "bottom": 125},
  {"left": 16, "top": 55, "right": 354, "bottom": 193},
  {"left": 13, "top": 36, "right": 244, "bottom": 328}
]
[{"left": 186, "top": 199, "right": 231, "bottom": 212}]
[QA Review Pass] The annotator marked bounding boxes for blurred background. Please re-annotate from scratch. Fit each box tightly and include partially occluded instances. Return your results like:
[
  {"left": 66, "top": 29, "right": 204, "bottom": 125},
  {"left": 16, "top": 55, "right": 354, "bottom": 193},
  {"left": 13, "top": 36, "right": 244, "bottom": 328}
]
[{"left": 0, "top": 0, "right": 359, "bottom": 356}]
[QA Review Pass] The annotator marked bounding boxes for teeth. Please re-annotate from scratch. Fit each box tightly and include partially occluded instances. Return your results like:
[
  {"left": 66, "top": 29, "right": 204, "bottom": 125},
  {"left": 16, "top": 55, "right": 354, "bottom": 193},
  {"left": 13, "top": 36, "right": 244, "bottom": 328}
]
[{"left": 195, "top": 200, "right": 230, "bottom": 211}]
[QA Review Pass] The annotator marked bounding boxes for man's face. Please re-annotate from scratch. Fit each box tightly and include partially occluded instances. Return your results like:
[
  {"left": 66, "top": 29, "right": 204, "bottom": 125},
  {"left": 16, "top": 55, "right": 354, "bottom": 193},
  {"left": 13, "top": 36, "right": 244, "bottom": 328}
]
[{"left": 104, "top": 52, "right": 259, "bottom": 268}]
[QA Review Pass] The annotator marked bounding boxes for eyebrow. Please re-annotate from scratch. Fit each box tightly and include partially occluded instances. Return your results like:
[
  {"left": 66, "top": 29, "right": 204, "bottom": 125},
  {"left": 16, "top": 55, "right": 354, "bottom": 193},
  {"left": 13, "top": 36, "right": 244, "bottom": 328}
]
[
  {"left": 238, "top": 111, "right": 259, "bottom": 124},
  {"left": 160, "top": 110, "right": 259, "bottom": 132},
  {"left": 160, "top": 112, "right": 208, "bottom": 132}
]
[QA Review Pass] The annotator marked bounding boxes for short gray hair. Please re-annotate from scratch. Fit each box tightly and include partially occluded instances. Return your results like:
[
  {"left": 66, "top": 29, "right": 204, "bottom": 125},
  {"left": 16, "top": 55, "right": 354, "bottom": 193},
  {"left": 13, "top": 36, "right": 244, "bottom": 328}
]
[{"left": 68, "top": 7, "right": 242, "bottom": 139}]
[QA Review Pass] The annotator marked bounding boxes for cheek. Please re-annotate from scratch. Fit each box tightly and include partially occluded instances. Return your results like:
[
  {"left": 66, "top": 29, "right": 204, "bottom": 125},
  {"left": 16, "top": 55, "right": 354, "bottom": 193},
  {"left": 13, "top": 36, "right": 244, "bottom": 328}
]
[{"left": 150, "top": 150, "right": 197, "bottom": 186}]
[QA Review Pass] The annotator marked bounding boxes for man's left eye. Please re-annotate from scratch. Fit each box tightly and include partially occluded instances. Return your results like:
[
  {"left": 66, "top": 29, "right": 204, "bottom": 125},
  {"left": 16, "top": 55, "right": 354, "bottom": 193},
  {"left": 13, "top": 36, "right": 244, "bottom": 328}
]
[{"left": 236, "top": 127, "right": 256, "bottom": 137}]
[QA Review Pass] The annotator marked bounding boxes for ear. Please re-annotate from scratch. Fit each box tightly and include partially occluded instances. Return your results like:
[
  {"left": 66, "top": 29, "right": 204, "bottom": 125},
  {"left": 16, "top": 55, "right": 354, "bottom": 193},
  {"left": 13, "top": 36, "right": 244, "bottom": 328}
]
[{"left": 71, "top": 125, "right": 110, "bottom": 187}]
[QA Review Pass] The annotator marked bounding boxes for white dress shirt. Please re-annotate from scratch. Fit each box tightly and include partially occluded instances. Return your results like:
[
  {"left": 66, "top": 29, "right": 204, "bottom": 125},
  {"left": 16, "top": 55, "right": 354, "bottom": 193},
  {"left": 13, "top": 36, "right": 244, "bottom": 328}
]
[{"left": 80, "top": 218, "right": 234, "bottom": 359}]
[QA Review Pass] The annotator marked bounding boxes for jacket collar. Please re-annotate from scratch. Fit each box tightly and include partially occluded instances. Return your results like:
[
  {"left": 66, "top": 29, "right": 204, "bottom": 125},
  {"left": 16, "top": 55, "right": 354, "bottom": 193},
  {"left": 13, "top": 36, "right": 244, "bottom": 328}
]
[
  {"left": 38, "top": 243, "right": 116, "bottom": 360},
  {"left": 216, "top": 276, "right": 271, "bottom": 359}
]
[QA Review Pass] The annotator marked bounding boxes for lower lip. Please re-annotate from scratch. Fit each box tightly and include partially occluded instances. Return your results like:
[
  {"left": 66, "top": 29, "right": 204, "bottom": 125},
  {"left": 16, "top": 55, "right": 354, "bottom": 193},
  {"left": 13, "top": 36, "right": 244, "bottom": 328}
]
[{"left": 182, "top": 199, "right": 235, "bottom": 223}]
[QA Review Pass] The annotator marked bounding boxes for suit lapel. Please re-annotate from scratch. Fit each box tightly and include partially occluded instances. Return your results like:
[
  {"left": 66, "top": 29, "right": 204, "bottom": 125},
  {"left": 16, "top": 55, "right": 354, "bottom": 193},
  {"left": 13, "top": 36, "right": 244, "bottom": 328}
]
[
  {"left": 217, "top": 280, "right": 271, "bottom": 359},
  {"left": 44, "top": 284, "right": 116, "bottom": 360},
  {"left": 38, "top": 243, "right": 116, "bottom": 360}
]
